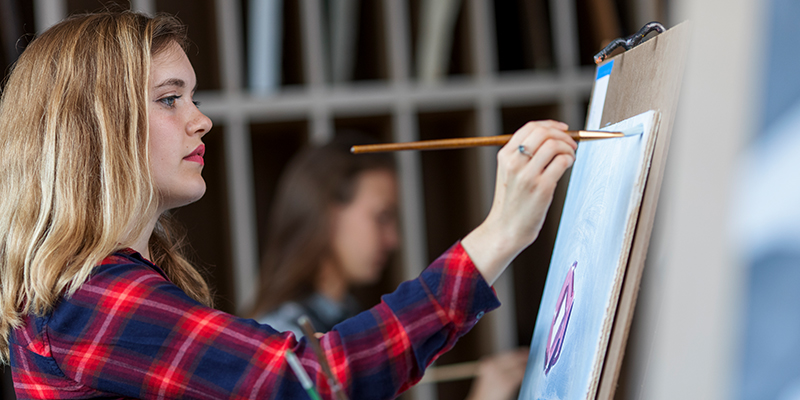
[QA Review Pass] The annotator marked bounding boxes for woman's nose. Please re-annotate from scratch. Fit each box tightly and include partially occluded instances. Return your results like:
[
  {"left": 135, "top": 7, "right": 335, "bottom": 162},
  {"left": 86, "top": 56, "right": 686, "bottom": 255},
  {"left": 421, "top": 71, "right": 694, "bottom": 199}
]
[{"left": 188, "top": 107, "right": 213, "bottom": 137}]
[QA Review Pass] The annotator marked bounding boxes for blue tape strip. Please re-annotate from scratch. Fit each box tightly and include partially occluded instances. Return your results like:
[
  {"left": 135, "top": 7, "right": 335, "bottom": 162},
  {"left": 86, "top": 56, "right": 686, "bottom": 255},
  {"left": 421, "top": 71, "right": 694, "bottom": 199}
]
[{"left": 596, "top": 60, "right": 614, "bottom": 80}]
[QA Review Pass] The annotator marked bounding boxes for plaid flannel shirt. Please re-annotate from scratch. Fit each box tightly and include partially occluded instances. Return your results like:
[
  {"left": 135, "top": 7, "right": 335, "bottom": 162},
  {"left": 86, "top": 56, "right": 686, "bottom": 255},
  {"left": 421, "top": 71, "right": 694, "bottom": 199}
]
[{"left": 9, "top": 242, "right": 499, "bottom": 399}]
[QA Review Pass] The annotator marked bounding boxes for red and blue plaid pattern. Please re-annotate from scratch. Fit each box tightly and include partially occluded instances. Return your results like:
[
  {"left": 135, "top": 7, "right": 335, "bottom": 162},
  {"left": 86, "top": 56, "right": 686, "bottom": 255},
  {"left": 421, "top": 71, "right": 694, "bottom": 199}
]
[{"left": 9, "top": 242, "right": 499, "bottom": 399}]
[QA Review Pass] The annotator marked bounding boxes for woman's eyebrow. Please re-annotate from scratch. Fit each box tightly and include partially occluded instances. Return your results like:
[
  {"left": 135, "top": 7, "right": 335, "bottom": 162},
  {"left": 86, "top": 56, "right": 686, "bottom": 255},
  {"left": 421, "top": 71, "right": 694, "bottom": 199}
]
[
  {"left": 154, "top": 78, "right": 198, "bottom": 94},
  {"left": 155, "top": 78, "right": 185, "bottom": 89}
]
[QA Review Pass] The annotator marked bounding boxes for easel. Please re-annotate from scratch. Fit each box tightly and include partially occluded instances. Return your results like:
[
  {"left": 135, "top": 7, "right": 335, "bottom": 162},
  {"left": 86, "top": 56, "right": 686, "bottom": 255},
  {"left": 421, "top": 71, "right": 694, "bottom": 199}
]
[
  {"left": 395, "top": 21, "right": 691, "bottom": 399},
  {"left": 591, "top": 22, "right": 690, "bottom": 399}
]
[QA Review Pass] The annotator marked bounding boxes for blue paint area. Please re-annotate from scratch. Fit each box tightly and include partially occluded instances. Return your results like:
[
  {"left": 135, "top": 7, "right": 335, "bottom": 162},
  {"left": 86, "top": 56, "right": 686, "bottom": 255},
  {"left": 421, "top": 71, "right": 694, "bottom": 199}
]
[
  {"left": 519, "top": 111, "right": 655, "bottom": 400},
  {"left": 596, "top": 61, "right": 613, "bottom": 80}
]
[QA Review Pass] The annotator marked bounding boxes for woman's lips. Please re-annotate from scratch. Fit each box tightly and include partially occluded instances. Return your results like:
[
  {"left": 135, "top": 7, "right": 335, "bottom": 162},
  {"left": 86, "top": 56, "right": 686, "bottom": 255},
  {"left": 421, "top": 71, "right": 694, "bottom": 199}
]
[{"left": 184, "top": 144, "right": 205, "bottom": 166}]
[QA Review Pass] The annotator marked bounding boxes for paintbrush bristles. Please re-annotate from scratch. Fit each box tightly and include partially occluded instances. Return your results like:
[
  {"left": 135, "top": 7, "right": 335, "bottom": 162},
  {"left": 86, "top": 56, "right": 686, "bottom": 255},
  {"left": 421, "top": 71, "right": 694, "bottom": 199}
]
[{"left": 350, "top": 130, "right": 626, "bottom": 154}]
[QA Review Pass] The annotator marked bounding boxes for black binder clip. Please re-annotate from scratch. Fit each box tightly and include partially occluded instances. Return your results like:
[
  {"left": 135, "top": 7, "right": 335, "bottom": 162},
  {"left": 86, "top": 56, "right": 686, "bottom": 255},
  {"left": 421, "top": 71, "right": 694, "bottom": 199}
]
[{"left": 593, "top": 21, "right": 666, "bottom": 64}]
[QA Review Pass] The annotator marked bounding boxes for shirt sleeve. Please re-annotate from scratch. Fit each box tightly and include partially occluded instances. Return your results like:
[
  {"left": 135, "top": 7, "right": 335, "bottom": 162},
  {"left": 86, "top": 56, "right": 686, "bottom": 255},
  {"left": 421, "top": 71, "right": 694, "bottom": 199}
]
[{"left": 45, "top": 242, "right": 500, "bottom": 400}]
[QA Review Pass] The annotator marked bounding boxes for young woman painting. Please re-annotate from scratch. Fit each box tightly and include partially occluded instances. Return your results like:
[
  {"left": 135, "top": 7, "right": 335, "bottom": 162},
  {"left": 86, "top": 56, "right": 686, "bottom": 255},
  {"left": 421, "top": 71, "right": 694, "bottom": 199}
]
[{"left": 0, "top": 11, "right": 576, "bottom": 399}]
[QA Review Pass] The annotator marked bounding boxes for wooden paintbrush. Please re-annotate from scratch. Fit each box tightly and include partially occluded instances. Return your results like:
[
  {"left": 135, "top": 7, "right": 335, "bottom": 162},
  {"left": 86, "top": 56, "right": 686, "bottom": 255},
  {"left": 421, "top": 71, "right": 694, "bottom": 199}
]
[{"left": 350, "top": 126, "right": 643, "bottom": 154}]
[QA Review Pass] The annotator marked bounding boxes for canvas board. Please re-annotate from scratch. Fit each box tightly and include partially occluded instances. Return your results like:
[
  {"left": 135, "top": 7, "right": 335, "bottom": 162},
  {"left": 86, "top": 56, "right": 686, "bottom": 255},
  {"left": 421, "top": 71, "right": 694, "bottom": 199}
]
[{"left": 518, "top": 109, "right": 659, "bottom": 400}]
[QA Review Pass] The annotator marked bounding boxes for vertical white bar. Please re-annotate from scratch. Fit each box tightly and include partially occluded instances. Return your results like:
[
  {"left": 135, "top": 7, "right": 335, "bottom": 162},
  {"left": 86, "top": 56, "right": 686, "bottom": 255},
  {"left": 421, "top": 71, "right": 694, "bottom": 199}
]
[
  {"left": 329, "top": 0, "right": 359, "bottom": 83},
  {"left": 394, "top": 108, "right": 426, "bottom": 281},
  {"left": 248, "top": 0, "right": 283, "bottom": 95},
  {"left": 216, "top": 0, "right": 244, "bottom": 93},
  {"left": 467, "top": 0, "right": 496, "bottom": 78},
  {"left": 130, "top": 0, "right": 155, "bottom": 15},
  {"left": 34, "top": 0, "right": 66, "bottom": 32},
  {"left": 299, "top": 0, "right": 331, "bottom": 144},
  {"left": 549, "top": 0, "right": 579, "bottom": 70},
  {"left": 631, "top": 0, "right": 763, "bottom": 399},
  {"left": 585, "top": 64, "right": 613, "bottom": 130},
  {"left": 383, "top": 0, "right": 410, "bottom": 83},
  {"left": 214, "top": 0, "right": 260, "bottom": 312},
  {"left": 549, "top": 0, "right": 584, "bottom": 129},
  {"left": 299, "top": 0, "right": 326, "bottom": 86},
  {"left": 416, "top": 0, "right": 461, "bottom": 83}
]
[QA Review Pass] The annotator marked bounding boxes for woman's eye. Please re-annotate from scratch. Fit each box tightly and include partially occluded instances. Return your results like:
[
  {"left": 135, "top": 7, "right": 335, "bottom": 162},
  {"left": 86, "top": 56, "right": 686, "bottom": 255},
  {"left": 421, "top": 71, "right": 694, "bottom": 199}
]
[
  {"left": 159, "top": 95, "right": 181, "bottom": 108},
  {"left": 192, "top": 100, "right": 201, "bottom": 107}
]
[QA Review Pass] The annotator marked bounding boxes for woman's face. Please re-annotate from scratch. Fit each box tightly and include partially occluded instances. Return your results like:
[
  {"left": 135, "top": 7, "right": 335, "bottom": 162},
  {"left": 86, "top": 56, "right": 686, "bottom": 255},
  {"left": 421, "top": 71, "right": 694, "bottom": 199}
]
[
  {"left": 330, "top": 169, "right": 400, "bottom": 286},
  {"left": 148, "top": 41, "right": 212, "bottom": 212}
]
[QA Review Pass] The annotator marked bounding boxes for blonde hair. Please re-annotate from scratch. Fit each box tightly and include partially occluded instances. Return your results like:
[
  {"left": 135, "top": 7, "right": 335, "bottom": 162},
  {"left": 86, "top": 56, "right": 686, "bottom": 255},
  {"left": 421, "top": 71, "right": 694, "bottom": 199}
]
[{"left": 0, "top": 11, "right": 212, "bottom": 362}]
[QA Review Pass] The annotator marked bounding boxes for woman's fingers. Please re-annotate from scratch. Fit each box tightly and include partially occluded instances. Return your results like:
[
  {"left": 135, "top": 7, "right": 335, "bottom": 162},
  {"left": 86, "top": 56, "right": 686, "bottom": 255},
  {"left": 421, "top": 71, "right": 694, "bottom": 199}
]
[
  {"left": 505, "top": 125, "right": 575, "bottom": 170},
  {"left": 541, "top": 153, "right": 576, "bottom": 183},
  {"left": 516, "top": 126, "right": 576, "bottom": 157},
  {"left": 501, "top": 120, "right": 571, "bottom": 156},
  {"left": 524, "top": 138, "right": 576, "bottom": 179}
]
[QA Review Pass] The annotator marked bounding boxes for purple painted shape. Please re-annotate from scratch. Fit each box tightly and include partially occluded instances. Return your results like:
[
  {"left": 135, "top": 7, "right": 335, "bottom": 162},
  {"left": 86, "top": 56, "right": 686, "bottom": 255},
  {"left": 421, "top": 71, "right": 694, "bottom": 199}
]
[{"left": 544, "top": 261, "right": 577, "bottom": 375}]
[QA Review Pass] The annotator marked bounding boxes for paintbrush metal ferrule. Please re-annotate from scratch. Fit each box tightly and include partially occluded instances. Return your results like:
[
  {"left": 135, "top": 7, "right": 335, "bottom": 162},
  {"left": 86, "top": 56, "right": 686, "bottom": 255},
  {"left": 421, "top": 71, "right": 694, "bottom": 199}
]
[{"left": 571, "top": 130, "right": 624, "bottom": 140}]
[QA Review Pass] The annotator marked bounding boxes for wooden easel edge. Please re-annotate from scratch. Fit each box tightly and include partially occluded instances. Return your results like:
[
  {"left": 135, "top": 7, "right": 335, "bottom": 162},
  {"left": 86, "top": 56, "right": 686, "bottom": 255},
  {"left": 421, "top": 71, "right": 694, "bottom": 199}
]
[{"left": 594, "top": 21, "right": 692, "bottom": 400}]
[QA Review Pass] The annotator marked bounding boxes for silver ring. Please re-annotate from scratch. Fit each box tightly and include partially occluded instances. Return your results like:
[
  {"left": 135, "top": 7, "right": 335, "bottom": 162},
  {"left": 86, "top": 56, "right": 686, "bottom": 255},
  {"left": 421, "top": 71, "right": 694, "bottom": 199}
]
[{"left": 518, "top": 145, "right": 532, "bottom": 157}]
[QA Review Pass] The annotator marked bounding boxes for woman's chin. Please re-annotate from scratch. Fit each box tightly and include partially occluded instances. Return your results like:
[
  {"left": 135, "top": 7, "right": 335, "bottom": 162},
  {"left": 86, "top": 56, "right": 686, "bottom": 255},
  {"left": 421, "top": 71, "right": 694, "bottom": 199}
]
[{"left": 159, "top": 185, "right": 207, "bottom": 211}]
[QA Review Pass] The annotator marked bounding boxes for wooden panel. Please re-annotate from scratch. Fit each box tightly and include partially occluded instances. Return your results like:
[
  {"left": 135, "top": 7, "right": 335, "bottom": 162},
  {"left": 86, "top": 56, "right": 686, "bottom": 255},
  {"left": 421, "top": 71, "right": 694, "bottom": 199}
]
[{"left": 596, "top": 22, "right": 690, "bottom": 399}]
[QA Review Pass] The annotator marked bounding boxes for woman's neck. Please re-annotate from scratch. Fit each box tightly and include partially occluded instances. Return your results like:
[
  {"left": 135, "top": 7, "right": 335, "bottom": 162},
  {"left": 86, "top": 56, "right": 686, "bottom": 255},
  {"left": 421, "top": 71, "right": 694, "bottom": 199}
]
[
  {"left": 129, "top": 213, "right": 160, "bottom": 261},
  {"left": 315, "top": 258, "right": 349, "bottom": 303}
]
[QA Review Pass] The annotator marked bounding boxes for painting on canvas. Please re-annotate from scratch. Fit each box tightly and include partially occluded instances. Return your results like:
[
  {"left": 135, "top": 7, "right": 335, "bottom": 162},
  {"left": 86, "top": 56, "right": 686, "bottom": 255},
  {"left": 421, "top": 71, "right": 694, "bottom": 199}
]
[{"left": 518, "top": 109, "right": 658, "bottom": 400}]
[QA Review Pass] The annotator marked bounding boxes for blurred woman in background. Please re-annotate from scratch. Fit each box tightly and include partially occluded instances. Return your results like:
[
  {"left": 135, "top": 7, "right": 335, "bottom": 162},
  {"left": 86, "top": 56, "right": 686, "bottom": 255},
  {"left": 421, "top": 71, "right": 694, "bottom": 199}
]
[{"left": 248, "top": 134, "right": 399, "bottom": 336}]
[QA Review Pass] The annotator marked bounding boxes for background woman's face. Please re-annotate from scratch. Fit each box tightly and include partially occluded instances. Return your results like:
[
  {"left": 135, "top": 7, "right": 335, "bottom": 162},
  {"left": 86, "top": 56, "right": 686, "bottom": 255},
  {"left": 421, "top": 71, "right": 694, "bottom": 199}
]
[
  {"left": 148, "top": 42, "right": 213, "bottom": 212},
  {"left": 330, "top": 169, "right": 400, "bottom": 286}
]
